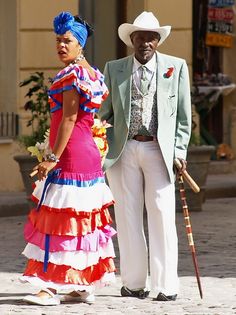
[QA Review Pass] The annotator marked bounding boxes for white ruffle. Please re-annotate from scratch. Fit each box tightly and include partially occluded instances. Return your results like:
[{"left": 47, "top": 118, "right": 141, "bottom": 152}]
[
  {"left": 19, "top": 272, "right": 115, "bottom": 292},
  {"left": 22, "top": 240, "right": 115, "bottom": 270},
  {"left": 32, "top": 181, "right": 114, "bottom": 212}
]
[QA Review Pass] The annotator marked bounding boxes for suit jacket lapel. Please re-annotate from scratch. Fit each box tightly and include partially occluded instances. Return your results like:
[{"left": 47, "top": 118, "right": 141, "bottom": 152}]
[{"left": 117, "top": 56, "right": 133, "bottom": 125}]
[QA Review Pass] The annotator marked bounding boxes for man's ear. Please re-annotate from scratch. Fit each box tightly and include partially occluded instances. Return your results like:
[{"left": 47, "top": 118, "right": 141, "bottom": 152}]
[{"left": 130, "top": 33, "right": 134, "bottom": 45}]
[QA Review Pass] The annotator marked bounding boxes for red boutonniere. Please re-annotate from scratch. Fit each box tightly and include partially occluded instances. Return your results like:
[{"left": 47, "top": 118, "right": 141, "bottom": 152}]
[{"left": 164, "top": 67, "right": 174, "bottom": 78}]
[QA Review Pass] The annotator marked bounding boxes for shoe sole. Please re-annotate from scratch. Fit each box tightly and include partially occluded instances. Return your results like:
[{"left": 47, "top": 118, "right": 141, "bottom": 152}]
[
  {"left": 23, "top": 295, "right": 60, "bottom": 306},
  {"left": 60, "top": 294, "right": 95, "bottom": 304}
]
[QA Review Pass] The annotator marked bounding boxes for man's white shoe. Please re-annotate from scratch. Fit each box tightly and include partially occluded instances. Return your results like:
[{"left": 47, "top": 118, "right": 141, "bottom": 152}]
[
  {"left": 23, "top": 288, "right": 60, "bottom": 306},
  {"left": 60, "top": 290, "right": 95, "bottom": 304}
]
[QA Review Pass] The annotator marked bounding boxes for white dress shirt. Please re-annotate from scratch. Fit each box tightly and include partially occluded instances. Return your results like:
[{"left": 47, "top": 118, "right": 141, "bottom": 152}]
[{"left": 132, "top": 53, "right": 157, "bottom": 91}]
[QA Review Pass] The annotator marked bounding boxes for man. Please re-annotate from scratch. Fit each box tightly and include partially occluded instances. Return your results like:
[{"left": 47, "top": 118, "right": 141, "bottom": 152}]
[{"left": 99, "top": 11, "right": 191, "bottom": 301}]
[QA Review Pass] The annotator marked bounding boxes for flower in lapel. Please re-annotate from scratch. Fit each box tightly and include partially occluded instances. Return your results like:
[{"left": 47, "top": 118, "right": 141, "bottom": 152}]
[{"left": 164, "top": 67, "right": 174, "bottom": 78}]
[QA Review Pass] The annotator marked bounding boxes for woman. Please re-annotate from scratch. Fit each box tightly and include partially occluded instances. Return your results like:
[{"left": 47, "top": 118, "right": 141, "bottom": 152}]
[{"left": 20, "top": 12, "right": 116, "bottom": 306}]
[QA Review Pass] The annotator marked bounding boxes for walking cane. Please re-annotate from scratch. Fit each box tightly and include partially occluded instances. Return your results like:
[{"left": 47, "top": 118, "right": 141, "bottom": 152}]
[{"left": 174, "top": 159, "right": 203, "bottom": 299}]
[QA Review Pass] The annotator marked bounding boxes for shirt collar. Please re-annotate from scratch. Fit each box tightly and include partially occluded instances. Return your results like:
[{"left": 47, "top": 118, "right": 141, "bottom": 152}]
[{"left": 133, "top": 52, "right": 157, "bottom": 73}]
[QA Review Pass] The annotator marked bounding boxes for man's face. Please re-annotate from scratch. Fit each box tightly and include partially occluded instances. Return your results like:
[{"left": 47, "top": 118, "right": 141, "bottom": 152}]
[{"left": 131, "top": 31, "right": 159, "bottom": 64}]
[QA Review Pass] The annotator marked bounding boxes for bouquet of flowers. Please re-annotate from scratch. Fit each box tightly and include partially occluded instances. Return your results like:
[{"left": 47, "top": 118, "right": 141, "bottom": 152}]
[
  {"left": 91, "top": 118, "right": 111, "bottom": 165},
  {"left": 27, "top": 129, "right": 50, "bottom": 162}
]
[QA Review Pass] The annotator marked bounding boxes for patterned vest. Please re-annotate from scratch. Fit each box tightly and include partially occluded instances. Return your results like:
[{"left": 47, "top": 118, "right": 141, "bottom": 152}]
[{"left": 128, "top": 71, "right": 158, "bottom": 139}]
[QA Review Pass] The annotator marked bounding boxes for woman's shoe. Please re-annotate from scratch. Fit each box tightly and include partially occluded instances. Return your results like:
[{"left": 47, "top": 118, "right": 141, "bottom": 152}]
[
  {"left": 23, "top": 288, "right": 60, "bottom": 306},
  {"left": 60, "top": 290, "right": 95, "bottom": 304}
]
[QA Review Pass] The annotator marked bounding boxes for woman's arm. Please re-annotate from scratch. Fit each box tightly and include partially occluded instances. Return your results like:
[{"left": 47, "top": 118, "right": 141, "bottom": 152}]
[{"left": 52, "top": 88, "right": 79, "bottom": 158}]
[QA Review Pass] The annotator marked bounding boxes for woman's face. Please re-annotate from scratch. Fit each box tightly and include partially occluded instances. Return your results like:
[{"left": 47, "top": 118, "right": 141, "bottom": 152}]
[{"left": 56, "top": 31, "right": 82, "bottom": 65}]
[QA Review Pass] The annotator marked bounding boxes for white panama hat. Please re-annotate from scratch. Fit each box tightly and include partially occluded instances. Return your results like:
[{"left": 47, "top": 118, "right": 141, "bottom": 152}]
[{"left": 118, "top": 11, "right": 171, "bottom": 47}]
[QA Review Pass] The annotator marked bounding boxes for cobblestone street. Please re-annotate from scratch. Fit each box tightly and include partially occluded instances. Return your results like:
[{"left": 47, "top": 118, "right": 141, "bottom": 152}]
[{"left": 0, "top": 197, "right": 236, "bottom": 314}]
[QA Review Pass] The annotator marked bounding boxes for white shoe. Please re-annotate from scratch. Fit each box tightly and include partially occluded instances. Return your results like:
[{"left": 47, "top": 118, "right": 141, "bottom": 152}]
[
  {"left": 23, "top": 288, "right": 60, "bottom": 306},
  {"left": 60, "top": 290, "right": 95, "bottom": 304}
]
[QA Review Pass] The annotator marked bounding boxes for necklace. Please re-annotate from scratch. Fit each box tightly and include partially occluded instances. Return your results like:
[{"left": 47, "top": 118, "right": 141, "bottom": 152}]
[{"left": 71, "top": 54, "right": 85, "bottom": 64}]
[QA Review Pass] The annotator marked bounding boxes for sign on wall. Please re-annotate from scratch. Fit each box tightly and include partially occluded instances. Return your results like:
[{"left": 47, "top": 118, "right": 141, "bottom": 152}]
[
  {"left": 208, "top": 0, "right": 234, "bottom": 6},
  {"left": 206, "top": 0, "right": 235, "bottom": 48}
]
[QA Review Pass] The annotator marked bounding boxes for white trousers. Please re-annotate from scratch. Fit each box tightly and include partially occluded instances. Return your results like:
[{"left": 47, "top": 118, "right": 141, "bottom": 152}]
[{"left": 106, "top": 140, "right": 179, "bottom": 295}]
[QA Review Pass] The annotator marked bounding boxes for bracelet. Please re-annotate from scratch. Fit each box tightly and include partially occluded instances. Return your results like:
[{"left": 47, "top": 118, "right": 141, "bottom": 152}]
[{"left": 45, "top": 153, "right": 60, "bottom": 163}]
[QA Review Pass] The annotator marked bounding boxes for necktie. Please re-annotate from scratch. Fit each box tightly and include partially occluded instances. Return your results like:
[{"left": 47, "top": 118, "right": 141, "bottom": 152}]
[{"left": 140, "top": 66, "right": 149, "bottom": 95}]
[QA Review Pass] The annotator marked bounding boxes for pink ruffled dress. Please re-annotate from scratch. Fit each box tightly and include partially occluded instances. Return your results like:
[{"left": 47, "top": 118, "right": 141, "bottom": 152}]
[{"left": 20, "top": 64, "right": 116, "bottom": 292}]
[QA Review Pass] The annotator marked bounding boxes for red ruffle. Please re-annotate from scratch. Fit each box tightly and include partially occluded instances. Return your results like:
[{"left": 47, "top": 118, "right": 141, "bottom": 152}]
[
  {"left": 28, "top": 205, "right": 113, "bottom": 236},
  {"left": 23, "top": 257, "right": 115, "bottom": 285}
]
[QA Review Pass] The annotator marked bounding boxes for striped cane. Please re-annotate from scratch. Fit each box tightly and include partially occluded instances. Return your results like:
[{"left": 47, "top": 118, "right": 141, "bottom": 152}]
[{"left": 177, "top": 173, "right": 203, "bottom": 299}]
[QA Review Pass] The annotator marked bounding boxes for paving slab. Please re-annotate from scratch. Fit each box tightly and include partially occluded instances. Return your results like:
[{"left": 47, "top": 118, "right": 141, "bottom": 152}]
[{"left": 0, "top": 198, "right": 236, "bottom": 314}]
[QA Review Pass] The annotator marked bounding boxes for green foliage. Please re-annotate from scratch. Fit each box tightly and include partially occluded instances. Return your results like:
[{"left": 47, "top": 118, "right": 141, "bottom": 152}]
[
  {"left": 19, "top": 72, "right": 51, "bottom": 147},
  {"left": 189, "top": 132, "right": 201, "bottom": 146}
]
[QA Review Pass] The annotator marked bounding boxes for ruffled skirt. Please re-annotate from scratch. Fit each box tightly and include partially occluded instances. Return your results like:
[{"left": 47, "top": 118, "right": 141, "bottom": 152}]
[{"left": 20, "top": 168, "right": 116, "bottom": 292}]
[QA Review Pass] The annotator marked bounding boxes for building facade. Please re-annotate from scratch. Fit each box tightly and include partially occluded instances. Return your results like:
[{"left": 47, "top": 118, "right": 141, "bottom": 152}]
[{"left": 0, "top": 0, "right": 235, "bottom": 192}]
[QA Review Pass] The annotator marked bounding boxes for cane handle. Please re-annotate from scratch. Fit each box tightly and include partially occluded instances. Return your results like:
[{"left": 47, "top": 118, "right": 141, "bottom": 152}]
[
  {"left": 174, "top": 159, "right": 200, "bottom": 193},
  {"left": 29, "top": 169, "right": 38, "bottom": 178}
]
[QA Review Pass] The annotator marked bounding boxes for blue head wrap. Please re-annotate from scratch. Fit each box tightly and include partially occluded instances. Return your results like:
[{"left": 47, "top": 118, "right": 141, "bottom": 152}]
[{"left": 53, "top": 12, "right": 88, "bottom": 48}]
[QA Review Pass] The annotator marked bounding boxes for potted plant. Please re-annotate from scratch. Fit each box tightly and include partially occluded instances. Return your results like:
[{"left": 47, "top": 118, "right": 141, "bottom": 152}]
[
  {"left": 14, "top": 72, "right": 51, "bottom": 198},
  {"left": 175, "top": 87, "right": 216, "bottom": 212}
]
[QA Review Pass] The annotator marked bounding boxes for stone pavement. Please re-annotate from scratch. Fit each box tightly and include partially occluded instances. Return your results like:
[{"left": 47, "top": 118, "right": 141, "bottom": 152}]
[{"left": 0, "top": 197, "right": 236, "bottom": 315}]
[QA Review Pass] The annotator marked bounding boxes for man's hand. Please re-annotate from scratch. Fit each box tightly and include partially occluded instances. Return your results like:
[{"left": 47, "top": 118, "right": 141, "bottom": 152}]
[
  {"left": 175, "top": 158, "right": 187, "bottom": 174},
  {"left": 174, "top": 158, "right": 200, "bottom": 193}
]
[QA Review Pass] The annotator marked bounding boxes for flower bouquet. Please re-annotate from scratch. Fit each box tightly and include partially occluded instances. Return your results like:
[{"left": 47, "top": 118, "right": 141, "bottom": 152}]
[
  {"left": 91, "top": 118, "right": 111, "bottom": 165},
  {"left": 27, "top": 129, "right": 50, "bottom": 162}
]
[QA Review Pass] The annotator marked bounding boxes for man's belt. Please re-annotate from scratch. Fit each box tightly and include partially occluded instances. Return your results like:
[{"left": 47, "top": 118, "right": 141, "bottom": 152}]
[{"left": 133, "top": 135, "right": 154, "bottom": 142}]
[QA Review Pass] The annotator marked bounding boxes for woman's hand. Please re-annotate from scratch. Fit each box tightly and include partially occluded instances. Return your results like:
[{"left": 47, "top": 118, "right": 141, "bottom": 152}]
[{"left": 33, "top": 161, "right": 57, "bottom": 181}]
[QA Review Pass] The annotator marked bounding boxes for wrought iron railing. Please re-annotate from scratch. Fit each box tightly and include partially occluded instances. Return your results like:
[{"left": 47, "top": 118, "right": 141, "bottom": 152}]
[{"left": 0, "top": 112, "right": 19, "bottom": 138}]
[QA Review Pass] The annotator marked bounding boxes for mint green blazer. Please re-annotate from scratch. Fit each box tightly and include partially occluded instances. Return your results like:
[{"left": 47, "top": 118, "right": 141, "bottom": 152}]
[{"left": 99, "top": 52, "right": 192, "bottom": 183}]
